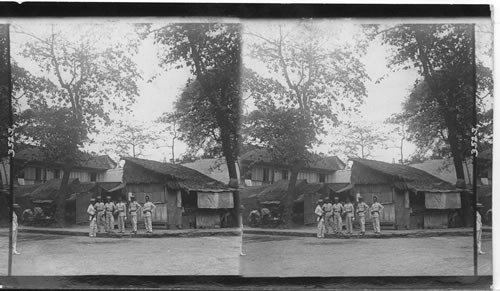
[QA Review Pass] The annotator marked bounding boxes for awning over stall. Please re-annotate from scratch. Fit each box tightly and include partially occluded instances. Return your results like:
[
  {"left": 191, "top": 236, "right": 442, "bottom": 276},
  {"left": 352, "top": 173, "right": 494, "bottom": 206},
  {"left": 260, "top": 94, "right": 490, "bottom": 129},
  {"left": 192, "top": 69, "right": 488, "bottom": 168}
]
[
  {"left": 425, "top": 192, "right": 461, "bottom": 209},
  {"left": 197, "top": 191, "right": 234, "bottom": 209}
]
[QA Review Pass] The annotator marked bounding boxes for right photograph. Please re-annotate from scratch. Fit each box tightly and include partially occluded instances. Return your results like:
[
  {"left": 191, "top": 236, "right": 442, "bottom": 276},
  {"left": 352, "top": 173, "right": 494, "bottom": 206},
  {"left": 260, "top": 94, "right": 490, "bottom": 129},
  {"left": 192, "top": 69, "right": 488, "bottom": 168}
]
[{"left": 239, "top": 18, "right": 493, "bottom": 277}]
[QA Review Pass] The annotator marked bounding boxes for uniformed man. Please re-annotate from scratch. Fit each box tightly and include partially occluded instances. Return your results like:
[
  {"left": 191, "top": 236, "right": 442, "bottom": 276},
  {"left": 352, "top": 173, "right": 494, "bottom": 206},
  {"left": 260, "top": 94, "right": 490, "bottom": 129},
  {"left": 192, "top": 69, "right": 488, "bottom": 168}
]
[
  {"left": 356, "top": 196, "right": 369, "bottom": 235},
  {"left": 370, "top": 196, "right": 384, "bottom": 234},
  {"left": 315, "top": 199, "right": 325, "bottom": 238},
  {"left": 95, "top": 196, "right": 105, "bottom": 233},
  {"left": 344, "top": 197, "right": 354, "bottom": 235},
  {"left": 322, "top": 197, "right": 334, "bottom": 234},
  {"left": 332, "top": 197, "right": 344, "bottom": 234},
  {"left": 104, "top": 196, "right": 116, "bottom": 233},
  {"left": 12, "top": 204, "right": 20, "bottom": 255},
  {"left": 115, "top": 196, "right": 127, "bottom": 233},
  {"left": 87, "top": 198, "right": 97, "bottom": 237},
  {"left": 143, "top": 195, "right": 156, "bottom": 233},
  {"left": 128, "top": 195, "right": 141, "bottom": 234},
  {"left": 476, "top": 203, "right": 486, "bottom": 255}
]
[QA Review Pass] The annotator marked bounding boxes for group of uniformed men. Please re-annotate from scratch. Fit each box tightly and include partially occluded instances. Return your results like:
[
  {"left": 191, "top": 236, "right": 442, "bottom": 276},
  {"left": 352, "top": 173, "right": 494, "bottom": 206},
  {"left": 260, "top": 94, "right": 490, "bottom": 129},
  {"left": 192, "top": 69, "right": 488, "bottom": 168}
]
[
  {"left": 86, "top": 193, "right": 156, "bottom": 237},
  {"left": 315, "top": 195, "right": 384, "bottom": 238}
]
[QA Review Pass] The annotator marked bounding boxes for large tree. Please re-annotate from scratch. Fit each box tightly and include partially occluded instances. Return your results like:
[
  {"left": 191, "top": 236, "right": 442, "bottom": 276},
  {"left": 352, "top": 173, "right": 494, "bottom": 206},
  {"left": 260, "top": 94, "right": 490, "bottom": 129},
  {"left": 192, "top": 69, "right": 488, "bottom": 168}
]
[
  {"left": 244, "top": 21, "right": 370, "bottom": 226},
  {"left": 13, "top": 24, "right": 140, "bottom": 226},
  {"left": 142, "top": 23, "right": 241, "bottom": 224},
  {"left": 144, "top": 23, "right": 240, "bottom": 185},
  {"left": 380, "top": 24, "right": 493, "bottom": 186}
]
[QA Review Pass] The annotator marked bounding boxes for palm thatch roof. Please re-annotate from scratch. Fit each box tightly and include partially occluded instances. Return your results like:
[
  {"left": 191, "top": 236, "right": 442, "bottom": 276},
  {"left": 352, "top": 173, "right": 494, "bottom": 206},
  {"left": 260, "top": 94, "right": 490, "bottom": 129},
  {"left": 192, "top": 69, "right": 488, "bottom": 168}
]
[
  {"left": 25, "top": 178, "right": 81, "bottom": 201},
  {"left": 351, "top": 158, "right": 457, "bottom": 192},
  {"left": 15, "top": 147, "right": 116, "bottom": 170},
  {"left": 240, "top": 149, "right": 345, "bottom": 171},
  {"left": 246, "top": 179, "right": 307, "bottom": 203},
  {"left": 122, "top": 157, "right": 232, "bottom": 192}
]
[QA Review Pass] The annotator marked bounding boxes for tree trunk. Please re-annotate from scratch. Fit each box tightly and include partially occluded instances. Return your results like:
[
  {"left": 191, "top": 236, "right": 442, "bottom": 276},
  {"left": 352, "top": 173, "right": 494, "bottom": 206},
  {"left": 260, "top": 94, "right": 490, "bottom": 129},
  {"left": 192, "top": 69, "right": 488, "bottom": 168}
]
[
  {"left": 282, "top": 167, "right": 299, "bottom": 228},
  {"left": 446, "top": 115, "right": 472, "bottom": 226},
  {"left": 54, "top": 164, "right": 71, "bottom": 228}
]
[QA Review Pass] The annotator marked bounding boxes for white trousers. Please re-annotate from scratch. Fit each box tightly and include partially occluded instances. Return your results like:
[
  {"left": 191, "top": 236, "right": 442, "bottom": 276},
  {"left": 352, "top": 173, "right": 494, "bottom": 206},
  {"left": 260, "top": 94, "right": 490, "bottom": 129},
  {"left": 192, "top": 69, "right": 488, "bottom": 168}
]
[
  {"left": 89, "top": 218, "right": 97, "bottom": 237},
  {"left": 144, "top": 214, "right": 153, "bottom": 232}
]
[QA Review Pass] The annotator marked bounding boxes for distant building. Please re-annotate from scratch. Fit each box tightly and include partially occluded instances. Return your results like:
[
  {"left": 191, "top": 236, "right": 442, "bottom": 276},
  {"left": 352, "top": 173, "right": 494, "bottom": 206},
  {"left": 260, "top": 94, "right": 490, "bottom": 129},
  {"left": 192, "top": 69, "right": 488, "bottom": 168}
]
[
  {"left": 240, "top": 149, "right": 346, "bottom": 186},
  {"left": 1, "top": 147, "right": 116, "bottom": 186}
]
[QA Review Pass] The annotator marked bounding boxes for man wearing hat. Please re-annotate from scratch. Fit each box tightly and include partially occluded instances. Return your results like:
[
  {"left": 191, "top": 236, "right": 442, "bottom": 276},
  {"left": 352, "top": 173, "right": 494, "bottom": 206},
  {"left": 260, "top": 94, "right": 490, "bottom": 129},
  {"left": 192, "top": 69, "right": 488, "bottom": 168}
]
[
  {"left": 322, "top": 197, "right": 334, "bottom": 234},
  {"left": 104, "top": 196, "right": 116, "bottom": 233},
  {"left": 315, "top": 199, "right": 325, "bottom": 238},
  {"left": 356, "top": 196, "right": 369, "bottom": 235},
  {"left": 332, "top": 197, "right": 344, "bottom": 234},
  {"left": 476, "top": 203, "right": 486, "bottom": 255},
  {"left": 128, "top": 194, "right": 141, "bottom": 234},
  {"left": 115, "top": 196, "right": 127, "bottom": 234},
  {"left": 370, "top": 196, "right": 384, "bottom": 234},
  {"left": 142, "top": 195, "right": 156, "bottom": 233},
  {"left": 87, "top": 198, "right": 97, "bottom": 237},
  {"left": 12, "top": 204, "right": 21, "bottom": 255},
  {"left": 95, "top": 196, "right": 105, "bottom": 233}
]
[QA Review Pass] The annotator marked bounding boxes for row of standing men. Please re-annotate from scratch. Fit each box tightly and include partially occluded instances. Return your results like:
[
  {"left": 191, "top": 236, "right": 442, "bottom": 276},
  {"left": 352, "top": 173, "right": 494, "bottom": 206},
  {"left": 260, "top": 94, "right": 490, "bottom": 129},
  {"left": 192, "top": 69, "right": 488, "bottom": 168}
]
[
  {"left": 86, "top": 194, "right": 156, "bottom": 237},
  {"left": 315, "top": 196, "right": 384, "bottom": 238}
]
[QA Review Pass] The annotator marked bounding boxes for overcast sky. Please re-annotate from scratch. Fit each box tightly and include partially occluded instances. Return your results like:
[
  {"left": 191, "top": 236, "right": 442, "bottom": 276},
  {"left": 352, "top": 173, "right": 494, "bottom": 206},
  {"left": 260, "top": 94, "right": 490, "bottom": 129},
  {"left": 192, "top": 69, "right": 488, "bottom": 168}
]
[{"left": 10, "top": 18, "right": 493, "bottom": 165}]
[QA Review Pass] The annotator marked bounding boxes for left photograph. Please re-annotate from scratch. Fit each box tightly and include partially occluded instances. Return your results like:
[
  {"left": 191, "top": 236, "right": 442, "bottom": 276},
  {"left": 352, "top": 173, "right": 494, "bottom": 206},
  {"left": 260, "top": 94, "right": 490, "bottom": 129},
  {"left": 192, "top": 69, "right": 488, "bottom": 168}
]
[{"left": 0, "top": 20, "right": 242, "bottom": 276}]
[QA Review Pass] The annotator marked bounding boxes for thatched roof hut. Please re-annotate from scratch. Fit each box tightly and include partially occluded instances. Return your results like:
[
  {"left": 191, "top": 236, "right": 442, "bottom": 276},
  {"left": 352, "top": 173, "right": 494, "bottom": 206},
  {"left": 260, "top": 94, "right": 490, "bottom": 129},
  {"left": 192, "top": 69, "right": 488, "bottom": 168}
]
[
  {"left": 351, "top": 158, "right": 457, "bottom": 192},
  {"left": 122, "top": 157, "right": 232, "bottom": 192}
]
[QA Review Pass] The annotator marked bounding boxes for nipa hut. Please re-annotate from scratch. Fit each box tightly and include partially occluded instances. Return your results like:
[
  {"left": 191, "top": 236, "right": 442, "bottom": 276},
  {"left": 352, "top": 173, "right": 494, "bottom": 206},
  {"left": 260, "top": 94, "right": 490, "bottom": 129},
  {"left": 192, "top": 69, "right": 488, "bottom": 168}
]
[
  {"left": 121, "top": 157, "right": 236, "bottom": 229},
  {"left": 350, "top": 158, "right": 463, "bottom": 230}
]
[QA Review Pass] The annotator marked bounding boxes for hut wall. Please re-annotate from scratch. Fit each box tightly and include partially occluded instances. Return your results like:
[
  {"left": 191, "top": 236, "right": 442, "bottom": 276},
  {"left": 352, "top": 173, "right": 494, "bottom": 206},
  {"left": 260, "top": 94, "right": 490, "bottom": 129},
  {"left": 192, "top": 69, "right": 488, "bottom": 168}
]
[
  {"left": 166, "top": 188, "right": 182, "bottom": 229},
  {"left": 354, "top": 184, "right": 395, "bottom": 228},
  {"left": 423, "top": 210, "right": 449, "bottom": 228},
  {"left": 394, "top": 189, "right": 411, "bottom": 230},
  {"left": 126, "top": 183, "right": 167, "bottom": 225}
]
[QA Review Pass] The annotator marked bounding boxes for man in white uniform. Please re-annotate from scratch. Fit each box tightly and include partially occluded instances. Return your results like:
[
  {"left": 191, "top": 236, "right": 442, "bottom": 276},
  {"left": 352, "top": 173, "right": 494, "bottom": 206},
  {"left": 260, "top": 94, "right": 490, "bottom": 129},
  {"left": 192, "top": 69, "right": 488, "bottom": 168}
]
[
  {"left": 128, "top": 195, "right": 141, "bottom": 234},
  {"left": 343, "top": 197, "right": 354, "bottom": 235},
  {"left": 476, "top": 203, "right": 486, "bottom": 255},
  {"left": 143, "top": 195, "right": 156, "bottom": 233},
  {"left": 115, "top": 196, "right": 127, "bottom": 233},
  {"left": 332, "top": 197, "right": 344, "bottom": 234},
  {"left": 12, "top": 204, "right": 20, "bottom": 255},
  {"left": 87, "top": 198, "right": 97, "bottom": 237},
  {"left": 356, "top": 196, "right": 369, "bottom": 235},
  {"left": 95, "top": 196, "right": 105, "bottom": 233},
  {"left": 370, "top": 196, "right": 384, "bottom": 234},
  {"left": 315, "top": 199, "right": 325, "bottom": 238},
  {"left": 322, "top": 198, "right": 334, "bottom": 234},
  {"left": 104, "top": 196, "right": 116, "bottom": 233}
]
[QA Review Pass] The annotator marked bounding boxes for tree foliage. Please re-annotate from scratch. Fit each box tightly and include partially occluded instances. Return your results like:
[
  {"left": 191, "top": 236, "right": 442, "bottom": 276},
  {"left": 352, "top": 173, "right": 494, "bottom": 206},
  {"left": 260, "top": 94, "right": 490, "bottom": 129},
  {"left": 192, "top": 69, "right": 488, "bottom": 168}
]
[
  {"left": 13, "top": 24, "right": 140, "bottom": 225},
  {"left": 244, "top": 21, "right": 370, "bottom": 226},
  {"left": 380, "top": 24, "right": 492, "bottom": 186},
  {"left": 329, "top": 121, "right": 390, "bottom": 160},
  {"left": 143, "top": 23, "right": 241, "bottom": 186},
  {"left": 101, "top": 121, "right": 159, "bottom": 159}
]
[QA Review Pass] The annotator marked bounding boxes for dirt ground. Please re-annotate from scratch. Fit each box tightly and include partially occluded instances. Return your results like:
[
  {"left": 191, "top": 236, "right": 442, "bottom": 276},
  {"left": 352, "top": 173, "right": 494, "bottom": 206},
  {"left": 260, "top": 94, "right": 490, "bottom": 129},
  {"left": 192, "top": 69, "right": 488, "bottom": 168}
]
[
  {"left": 240, "top": 234, "right": 493, "bottom": 277},
  {"left": 0, "top": 232, "right": 241, "bottom": 276}
]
